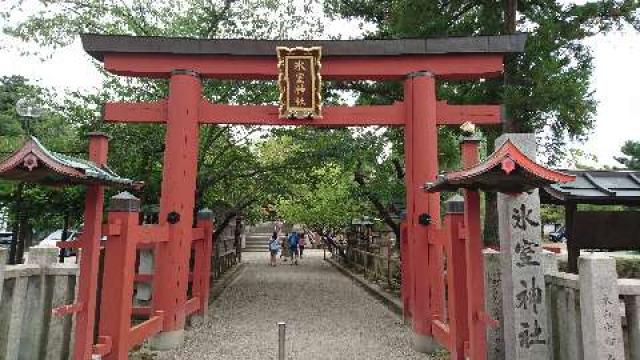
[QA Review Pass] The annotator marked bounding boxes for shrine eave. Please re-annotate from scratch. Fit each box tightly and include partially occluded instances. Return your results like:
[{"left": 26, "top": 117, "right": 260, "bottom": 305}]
[
  {"left": 425, "top": 140, "right": 575, "bottom": 193},
  {"left": 80, "top": 33, "right": 527, "bottom": 61},
  {"left": 0, "top": 137, "right": 142, "bottom": 188},
  {"left": 541, "top": 170, "right": 640, "bottom": 205}
]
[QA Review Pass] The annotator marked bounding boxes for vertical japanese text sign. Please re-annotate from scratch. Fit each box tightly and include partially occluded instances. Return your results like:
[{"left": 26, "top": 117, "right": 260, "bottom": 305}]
[
  {"left": 277, "top": 46, "right": 322, "bottom": 119},
  {"left": 497, "top": 134, "right": 550, "bottom": 360}
]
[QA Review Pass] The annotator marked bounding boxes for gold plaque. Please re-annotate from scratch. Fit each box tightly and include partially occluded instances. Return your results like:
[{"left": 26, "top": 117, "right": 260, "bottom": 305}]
[{"left": 277, "top": 46, "right": 322, "bottom": 119}]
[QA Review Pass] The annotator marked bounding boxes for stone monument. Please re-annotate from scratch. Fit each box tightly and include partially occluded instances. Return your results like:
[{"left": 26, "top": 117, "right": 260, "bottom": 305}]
[{"left": 497, "top": 133, "right": 550, "bottom": 359}]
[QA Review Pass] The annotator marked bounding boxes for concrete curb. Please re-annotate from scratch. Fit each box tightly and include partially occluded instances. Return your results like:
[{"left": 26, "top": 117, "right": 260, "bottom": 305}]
[
  {"left": 324, "top": 256, "right": 404, "bottom": 318},
  {"left": 210, "top": 262, "right": 246, "bottom": 303}
]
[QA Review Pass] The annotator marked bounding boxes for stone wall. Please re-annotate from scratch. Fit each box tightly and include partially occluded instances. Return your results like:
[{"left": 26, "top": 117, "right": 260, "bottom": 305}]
[
  {"left": 0, "top": 247, "right": 77, "bottom": 360},
  {"left": 486, "top": 251, "right": 640, "bottom": 360}
]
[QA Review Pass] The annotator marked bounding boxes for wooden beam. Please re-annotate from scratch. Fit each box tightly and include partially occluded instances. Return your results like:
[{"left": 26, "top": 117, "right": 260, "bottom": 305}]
[
  {"left": 436, "top": 101, "right": 501, "bottom": 125},
  {"left": 103, "top": 101, "right": 166, "bottom": 123},
  {"left": 127, "top": 314, "right": 163, "bottom": 349},
  {"left": 198, "top": 102, "right": 405, "bottom": 126},
  {"left": 104, "top": 53, "right": 504, "bottom": 80},
  {"left": 104, "top": 101, "right": 501, "bottom": 127}
]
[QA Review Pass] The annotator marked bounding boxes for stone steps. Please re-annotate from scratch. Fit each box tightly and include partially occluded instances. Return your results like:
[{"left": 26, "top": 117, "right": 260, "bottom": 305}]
[{"left": 243, "top": 232, "right": 272, "bottom": 252}]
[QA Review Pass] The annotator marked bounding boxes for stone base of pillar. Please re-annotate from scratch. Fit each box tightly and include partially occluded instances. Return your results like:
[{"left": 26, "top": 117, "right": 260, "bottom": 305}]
[
  {"left": 411, "top": 332, "right": 440, "bottom": 353},
  {"left": 149, "top": 329, "right": 185, "bottom": 350}
]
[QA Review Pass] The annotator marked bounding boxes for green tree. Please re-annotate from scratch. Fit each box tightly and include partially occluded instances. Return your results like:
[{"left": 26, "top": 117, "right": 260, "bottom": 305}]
[
  {"left": 615, "top": 140, "right": 640, "bottom": 169},
  {"left": 326, "top": 0, "right": 640, "bottom": 245},
  {"left": 0, "top": 76, "right": 85, "bottom": 262},
  {"left": 1, "top": 1, "right": 335, "bottom": 234}
]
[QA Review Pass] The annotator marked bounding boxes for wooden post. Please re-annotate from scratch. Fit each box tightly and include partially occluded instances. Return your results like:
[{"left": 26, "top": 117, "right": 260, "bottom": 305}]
[
  {"left": 152, "top": 70, "right": 202, "bottom": 348},
  {"left": 99, "top": 192, "right": 140, "bottom": 360},
  {"left": 400, "top": 222, "right": 411, "bottom": 321},
  {"left": 566, "top": 202, "right": 578, "bottom": 274},
  {"left": 72, "top": 132, "right": 108, "bottom": 360},
  {"left": 461, "top": 136, "right": 488, "bottom": 360},
  {"left": 444, "top": 195, "right": 469, "bottom": 360},
  {"left": 404, "top": 71, "right": 439, "bottom": 352},
  {"left": 193, "top": 209, "right": 214, "bottom": 320}
]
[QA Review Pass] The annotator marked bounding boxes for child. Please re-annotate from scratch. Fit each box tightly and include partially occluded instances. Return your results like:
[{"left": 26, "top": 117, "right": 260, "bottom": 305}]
[{"left": 268, "top": 231, "right": 280, "bottom": 266}]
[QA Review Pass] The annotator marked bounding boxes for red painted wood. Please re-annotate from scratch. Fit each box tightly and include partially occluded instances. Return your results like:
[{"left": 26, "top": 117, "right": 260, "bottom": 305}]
[
  {"left": 444, "top": 212, "right": 469, "bottom": 359},
  {"left": 461, "top": 140, "right": 487, "bottom": 360},
  {"left": 198, "top": 103, "right": 406, "bottom": 126},
  {"left": 432, "top": 320, "right": 452, "bottom": 350},
  {"left": 152, "top": 72, "right": 202, "bottom": 332},
  {"left": 103, "top": 101, "right": 166, "bottom": 123},
  {"left": 104, "top": 101, "right": 502, "bottom": 127},
  {"left": 99, "top": 208, "right": 139, "bottom": 359},
  {"left": 184, "top": 297, "right": 201, "bottom": 316},
  {"left": 72, "top": 134, "right": 108, "bottom": 360},
  {"left": 400, "top": 222, "right": 412, "bottom": 320},
  {"left": 132, "top": 307, "right": 152, "bottom": 316},
  {"left": 104, "top": 53, "right": 504, "bottom": 80},
  {"left": 92, "top": 336, "right": 112, "bottom": 357},
  {"left": 436, "top": 102, "right": 501, "bottom": 125},
  {"left": 193, "top": 217, "right": 214, "bottom": 317},
  {"left": 135, "top": 224, "right": 169, "bottom": 244},
  {"left": 404, "top": 73, "right": 438, "bottom": 337},
  {"left": 128, "top": 313, "right": 164, "bottom": 349}
]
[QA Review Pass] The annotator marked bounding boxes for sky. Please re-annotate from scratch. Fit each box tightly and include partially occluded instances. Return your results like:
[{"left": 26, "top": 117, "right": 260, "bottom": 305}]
[{"left": 0, "top": 2, "right": 638, "bottom": 167}]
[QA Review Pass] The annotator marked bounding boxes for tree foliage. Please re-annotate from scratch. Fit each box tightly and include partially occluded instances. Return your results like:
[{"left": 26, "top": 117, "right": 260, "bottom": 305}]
[{"left": 616, "top": 140, "right": 640, "bottom": 169}]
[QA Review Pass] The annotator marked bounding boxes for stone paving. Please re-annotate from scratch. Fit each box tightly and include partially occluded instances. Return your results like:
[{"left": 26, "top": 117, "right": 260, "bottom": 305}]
[{"left": 156, "top": 250, "right": 433, "bottom": 359}]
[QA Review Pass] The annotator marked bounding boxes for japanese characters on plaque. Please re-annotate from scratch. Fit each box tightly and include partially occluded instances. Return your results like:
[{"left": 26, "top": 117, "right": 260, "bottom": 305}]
[
  {"left": 277, "top": 46, "right": 322, "bottom": 119},
  {"left": 496, "top": 134, "right": 550, "bottom": 360}
]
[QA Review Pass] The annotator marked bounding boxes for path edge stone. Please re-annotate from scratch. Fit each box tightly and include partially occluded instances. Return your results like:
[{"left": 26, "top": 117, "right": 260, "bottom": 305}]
[{"left": 325, "top": 257, "right": 403, "bottom": 318}]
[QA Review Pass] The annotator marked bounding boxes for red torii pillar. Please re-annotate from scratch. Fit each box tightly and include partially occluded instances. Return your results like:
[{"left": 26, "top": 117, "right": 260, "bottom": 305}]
[
  {"left": 150, "top": 70, "right": 202, "bottom": 348},
  {"left": 404, "top": 71, "right": 442, "bottom": 351}
]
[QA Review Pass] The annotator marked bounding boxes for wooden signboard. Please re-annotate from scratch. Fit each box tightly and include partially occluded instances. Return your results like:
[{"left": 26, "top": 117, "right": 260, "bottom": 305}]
[{"left": 277, "top": 46, "right": 322, "bottom": 119}]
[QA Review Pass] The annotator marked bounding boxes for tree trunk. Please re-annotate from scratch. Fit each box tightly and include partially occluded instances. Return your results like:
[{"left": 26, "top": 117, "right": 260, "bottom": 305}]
[
  {"left": 353, "top": 169, "right": 400, "bottom": 242},
  {"left": 502, "top": 0, "right": 519, "bottom": 133},
  {"left": 482, "top": 0, "right": 519, "bottom": 246}
]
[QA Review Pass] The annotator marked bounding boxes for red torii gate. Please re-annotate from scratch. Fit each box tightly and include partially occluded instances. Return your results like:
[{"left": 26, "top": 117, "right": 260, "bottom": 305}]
[{"left": 79, "top": 33, "right": 526, "bottom": 359}]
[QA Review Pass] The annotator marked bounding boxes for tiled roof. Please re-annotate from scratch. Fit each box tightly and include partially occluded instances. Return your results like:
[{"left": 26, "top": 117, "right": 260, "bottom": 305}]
[
  {"left": 425, "top": 140, "right": 575, "bottom": 193},
  {"left": 80, "top": 33, "right": 527, "bottom": 61},
  {"left": 541, "top": 170, "right": 640, "bottom": 205},
  {"left": 0, "top": 136, "right": 141, "bottom": 188}
]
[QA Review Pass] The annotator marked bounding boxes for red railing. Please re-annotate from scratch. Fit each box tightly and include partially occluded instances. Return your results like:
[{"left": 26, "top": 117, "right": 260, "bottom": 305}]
[{"left": 51, "top": 198, "right": 214, "bottom": 360}]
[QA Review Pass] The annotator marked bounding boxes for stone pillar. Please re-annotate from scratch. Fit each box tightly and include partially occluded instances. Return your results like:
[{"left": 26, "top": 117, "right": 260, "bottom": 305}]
[
  {"left": 484, "top": 249, "right": 504, "bottom": 360},
  {"left": 134, "top": 249, "right": 153, "bottom": 306},
  {"left": 497, "top": 133, "right": 550, "bottom": 359},
  {"left": 624, "top": 294, "right": 640, "bottom": 360},
  {"left": 0, "top": 248, "right": 6, "bottom": 303},
  {"left": 27, "top": 246, "right": 58, "bottom": 266},
  {"left": 22, "top": 246, "right": 58, "bottom": 359},
  {"left": 579, "top": 253, "right": 624, "bottom": 360}
]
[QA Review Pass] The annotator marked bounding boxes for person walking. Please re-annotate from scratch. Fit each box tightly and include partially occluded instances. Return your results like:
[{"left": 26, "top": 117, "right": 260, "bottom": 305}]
[
  {"left": 298, "top": 233, "right": 307, "bottom": 258},
  {"left": 268, "top": 231, "right": 280, "bottom": 266},
  {"left": 280, "top": 232, "right": 289, "bottom": 261},
  {"left": 274, "top": 217, "right": 284, "bottom": 235},
  {"left": 287, "top": 231, "right": 300, "bottom": 265}
]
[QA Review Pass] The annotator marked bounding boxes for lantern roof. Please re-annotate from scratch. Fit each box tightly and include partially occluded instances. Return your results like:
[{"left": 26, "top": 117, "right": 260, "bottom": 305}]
[
  {"left": 425, "top": 140, "right": 575, "bottom": 193},
  {"left": 0, "top": 136, "right": 142, "bottom": 188}
]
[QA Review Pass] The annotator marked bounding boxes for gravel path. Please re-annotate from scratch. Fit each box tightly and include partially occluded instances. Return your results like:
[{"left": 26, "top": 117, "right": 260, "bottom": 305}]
[{"left": 156, "top": 249, "right": 432, "bottom": 360}]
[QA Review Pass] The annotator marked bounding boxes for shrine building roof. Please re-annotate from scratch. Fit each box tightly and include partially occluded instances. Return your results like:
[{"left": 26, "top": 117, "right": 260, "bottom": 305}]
[
  {"left": 81, "top": 33, "right": 527, "bottom": 61},
  {"left": 425, "top": 140, "right": 575, "bottom": 193},
  {"left": 541, "top": 170, "right": 640, "bottom": 205},
  {"left": 0, "top": 136, "right": 142, "bottom": 188}
]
